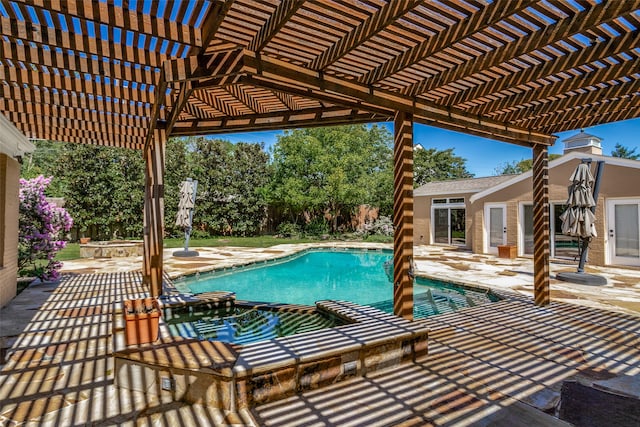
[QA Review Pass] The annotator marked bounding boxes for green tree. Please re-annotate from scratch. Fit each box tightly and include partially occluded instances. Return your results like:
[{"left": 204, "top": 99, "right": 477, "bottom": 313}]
[
  {"left": 55, "top": 144, "right": 144, "bottom": 240},
  {"left": 20, "top": 140, "right": 65, "bottom": 195},
  {"left": 190, "top": 138, "right": 270, "bottom": 236},
  {"left": 494, "top": 154, "right": 561, "bottom": 175},
  {"left": 611, "top": 143, "right": 639, "bottom": 160},
  {"left": 164, "top": 137, "right": 194, "bottom": 237},
  {"left": 268, "top": 125, "right": 392, "bottom": 232},
  {"left": 413, "top": 147, "right": 473, "bottom": 187}
]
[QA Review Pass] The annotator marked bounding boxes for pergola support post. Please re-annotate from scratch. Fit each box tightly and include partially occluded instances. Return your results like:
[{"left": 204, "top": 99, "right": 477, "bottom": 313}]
[
  {"left": 532, "top": 144, "right": 550, "bottom": 306},
  {"left": 143, "top": 129, "right": 166, "bottom": 297},
  {"left": 393, "top": 111, "right": 414, "bottom": 320}
]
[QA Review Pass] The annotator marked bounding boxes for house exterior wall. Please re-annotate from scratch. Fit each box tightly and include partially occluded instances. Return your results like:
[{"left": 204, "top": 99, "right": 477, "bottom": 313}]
[
  {"left": 414, "top": 192, "right": 475, "bottom": 249},
  {"left": 417, "top": 156, "right": 640, "bottom": 267},
  {"left": 472, "top": 158, "right": 640, "bottom": 266},
  {"left": 0, "top": 153, "right": 20, "bottom": 308}
]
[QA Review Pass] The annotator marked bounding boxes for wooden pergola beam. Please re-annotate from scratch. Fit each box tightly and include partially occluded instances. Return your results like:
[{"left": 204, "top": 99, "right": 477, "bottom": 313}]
[
  {"left": 3, "top": 110, "right": 148, "bottom": 138},
  {"left": 442, "top": 29, "right": 640, "bottom": 109},
  {"left": 511, "top": 79, "right": 640, "bottom": 129},
  {"left": 248, "top": 0, "right": 306, "bottom": 53},
  {"left": 310, "top": 0, "right": 423, "bottom": 71},
  {"left": 0, "top": 98, "right": 150, "bottom": 130},
  {"left": 552, "top": 105, "right": 640, "bottom": 134},
  {"left": 535, "top": 94, "right": 640, "bottom": 134},
  {"left": 0, "top": 65, "right": 155, "bottom": 105},
  {"left": 363, "top": 0, "right": 534, "bottom": 85},
  {"left": 476, "top": 53, "right": 640, "bottom": 118},
  {"left": 19, "top": 0, "right": 202, "bottom": 47},
  {"left": 406, "top": 1, "right": 637, "bottom": 97},
  {"left": 15, "top": 123, "right": 145, "bottom": 149},
  {"left": 0, "top": 35, "right": 161, "bottom": 87},
  {"left": 0, "top": 17, "right": 167, "bottom": 69},
  {"left": 227, "top": 50, "right": 555, "bottom": 146},
  {"left": 170, "top": 107, "right": 387, "bottom": 136}
]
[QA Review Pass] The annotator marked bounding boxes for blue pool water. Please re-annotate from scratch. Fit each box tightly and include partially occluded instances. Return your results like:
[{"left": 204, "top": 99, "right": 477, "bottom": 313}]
[
  {"left": 185, "top": 250, "right": 392, "bottom": 306},
  {"left": 178, "top": 249, "right": 498, "bottom": 317}
]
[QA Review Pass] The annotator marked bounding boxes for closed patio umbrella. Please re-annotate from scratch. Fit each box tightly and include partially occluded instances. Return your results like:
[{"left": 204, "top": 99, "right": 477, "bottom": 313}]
[
  {"left": 560, "top": 163, "right": 597, "bottom": 239},
  {"left": 173, "top": 178, "right": 199, "bottom": 257},
  {"left": 557, "top": 160, "right": 605, "bottom": 285},
  {"left": 175, "top": 180, "right": 195, "bottom": 228}
]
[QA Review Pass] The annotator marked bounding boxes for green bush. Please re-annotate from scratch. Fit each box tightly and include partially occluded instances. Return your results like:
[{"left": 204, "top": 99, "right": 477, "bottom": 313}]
[
  {"left": 277, "top": 222, "right": 302, "bottom": 237},
  {"left": 304, "top": 217, "right": 330, "bottom": 237}
]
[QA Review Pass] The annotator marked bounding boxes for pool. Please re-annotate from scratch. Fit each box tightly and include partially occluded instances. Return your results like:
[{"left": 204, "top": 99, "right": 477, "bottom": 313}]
[
  {"left": 163, "top": 302, "right": 347, "bottom": 345},
  {"left": 176, "top": 249, "right": 499, "bottom": 318}
]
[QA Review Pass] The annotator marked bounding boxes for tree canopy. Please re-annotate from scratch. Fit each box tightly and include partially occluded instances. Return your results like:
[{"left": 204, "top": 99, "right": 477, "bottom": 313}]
[
  {"left": 413, "top": 146, "right": 473, "bottom": 187},
  {"left": 21, "top": 125, "right": 476, "bottom": 239},
  {"left": 494, "top": 154, "right": 562, "bottom": 175},
  {"left": 611, "top": 143, "right": 639, "bottom": 160},
  {"left": 267, "top": 125, "right": 392, "bottom": 231}
]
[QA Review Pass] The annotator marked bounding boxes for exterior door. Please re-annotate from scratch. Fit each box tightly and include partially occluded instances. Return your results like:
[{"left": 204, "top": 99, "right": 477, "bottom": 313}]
[
  {"left": 432, "top": 207, "right": 466, "bottom": 246},
  {"left": 607, "top": 199, "right": 640, "bottom": 266},
  {"left": 485, "top": 204, "right": 506, "bottom": 253}
]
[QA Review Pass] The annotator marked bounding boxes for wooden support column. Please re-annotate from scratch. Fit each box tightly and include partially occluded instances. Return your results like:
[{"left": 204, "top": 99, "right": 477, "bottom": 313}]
[
  {"left": 532, "top": 144, "right": 550, "bottom": 306},
  {"left": 393, "top": 111, "right": 414, "bottom": 320},
  {"left": 143, "top": 128, "right": 166, "bottom": 297}
]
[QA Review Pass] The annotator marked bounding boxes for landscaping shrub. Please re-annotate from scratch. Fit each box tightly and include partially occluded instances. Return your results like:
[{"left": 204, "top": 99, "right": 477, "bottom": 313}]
[{"left": 18, "top": 176, "right": 73, "bottom": 281}]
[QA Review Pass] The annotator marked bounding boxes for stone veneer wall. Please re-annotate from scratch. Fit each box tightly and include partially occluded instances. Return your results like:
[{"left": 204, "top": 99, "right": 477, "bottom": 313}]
[{"left": 0, "top": 153, "right": 20, "bottom": 308}]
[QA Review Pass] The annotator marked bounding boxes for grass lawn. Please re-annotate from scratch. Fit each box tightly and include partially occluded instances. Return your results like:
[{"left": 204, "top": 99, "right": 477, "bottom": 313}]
[{"left": 54, "top": 235, "right": 393, "bottom": 261}]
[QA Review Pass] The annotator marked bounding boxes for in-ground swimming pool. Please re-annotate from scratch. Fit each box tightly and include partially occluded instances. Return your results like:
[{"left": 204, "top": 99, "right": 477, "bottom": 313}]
[{"left": 176, "top": 249, "right": 499, "bottom": 318}]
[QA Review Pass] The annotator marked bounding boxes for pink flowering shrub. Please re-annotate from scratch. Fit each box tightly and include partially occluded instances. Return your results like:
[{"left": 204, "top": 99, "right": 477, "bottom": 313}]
[{"left": 18, "top": 176, "right": 73, "bottom": 281}]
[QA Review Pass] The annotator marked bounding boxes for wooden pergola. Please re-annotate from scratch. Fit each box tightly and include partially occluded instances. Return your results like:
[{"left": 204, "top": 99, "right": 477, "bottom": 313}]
[{"left": 2, "top": 0, "right": 640, "bottom": 319}]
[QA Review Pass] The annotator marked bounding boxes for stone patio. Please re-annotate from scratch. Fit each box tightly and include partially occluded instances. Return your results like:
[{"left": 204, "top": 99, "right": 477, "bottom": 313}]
[{"left": 1, "top": 243, "right": 639, "bottom": 425}]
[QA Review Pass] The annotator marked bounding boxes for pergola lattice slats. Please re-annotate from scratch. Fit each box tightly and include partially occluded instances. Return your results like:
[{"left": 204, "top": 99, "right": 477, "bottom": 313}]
[
  {"left": 360, "top": 0, "right": 538, "bottom": 86},
  {"left": 0, "top": 16, "right": 167, "bottom": 69},
  {"left": 0, "top": 35, "right": 160, "bottom": 87},
  {"left": 0, "top": 84, "right": 153, "bottom": 119},
  {"left": 406, "top": 0, "right": 639, "bottom": 97},
  {"left": 0, "top": 97, "right": 149, "bottom": 129},
  {"left": 440, "top": 29, "right": 640, "bottom": 108}
]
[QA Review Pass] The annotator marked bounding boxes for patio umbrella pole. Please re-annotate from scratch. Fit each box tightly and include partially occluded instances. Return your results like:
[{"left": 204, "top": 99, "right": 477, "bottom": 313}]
[
  {"left": 557, "top": 159, "right": 606, "bottom": 286},
  {"left": 577, "top": 160, "right": 604, "bottom": 273}
]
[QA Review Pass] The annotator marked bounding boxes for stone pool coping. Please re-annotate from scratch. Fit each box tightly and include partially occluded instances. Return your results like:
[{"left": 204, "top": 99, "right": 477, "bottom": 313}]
[{"left": 113, "top": 294, "right": 429, "bottom": 411}]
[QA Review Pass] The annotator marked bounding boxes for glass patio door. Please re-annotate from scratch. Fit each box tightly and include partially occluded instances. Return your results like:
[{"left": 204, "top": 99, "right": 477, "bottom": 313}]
[
  {"left": 433, "top": 207, "right": 466, "bottom": 245},
  {"left": 485, "top": 204, "right": 506, "bottom": 253},
  {"left": 608, "top": 199, "right": 640, "bottom": 266}
]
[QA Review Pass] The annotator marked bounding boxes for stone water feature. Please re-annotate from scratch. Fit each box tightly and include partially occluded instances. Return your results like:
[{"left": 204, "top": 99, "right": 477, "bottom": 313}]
[{"left": 80, "top": 240, "right": 144, "bottom": 258}]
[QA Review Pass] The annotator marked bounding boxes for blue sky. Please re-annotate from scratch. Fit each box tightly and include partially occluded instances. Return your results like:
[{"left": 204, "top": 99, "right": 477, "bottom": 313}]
[{"left": 218, "top": 117, "right": 640, "bottom": 177}]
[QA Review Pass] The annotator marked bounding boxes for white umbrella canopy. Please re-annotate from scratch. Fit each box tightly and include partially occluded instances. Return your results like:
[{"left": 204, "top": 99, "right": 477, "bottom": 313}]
[
  {"left": 560, "top": 163, "right": 597, "bottom": 239},
  {"left": 175, "top": 180, "right": 195, "bottom": 228}
]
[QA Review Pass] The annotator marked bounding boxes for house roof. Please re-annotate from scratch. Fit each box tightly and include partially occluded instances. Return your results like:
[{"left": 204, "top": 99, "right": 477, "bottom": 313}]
[
  {"left": 469, "top": 151, "right": 640, "bottom": 203},
  {"left": 414, "top": 175, "right": 516, "bottom": 197},
  {"left": 562, "top": 131, "right": 603, "bottom": 143}
]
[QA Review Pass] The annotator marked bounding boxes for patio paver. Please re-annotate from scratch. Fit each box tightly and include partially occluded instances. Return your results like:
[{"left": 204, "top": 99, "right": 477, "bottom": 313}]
[{"left": 1, "top": 244, "right": 639, "bottom": 425}]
